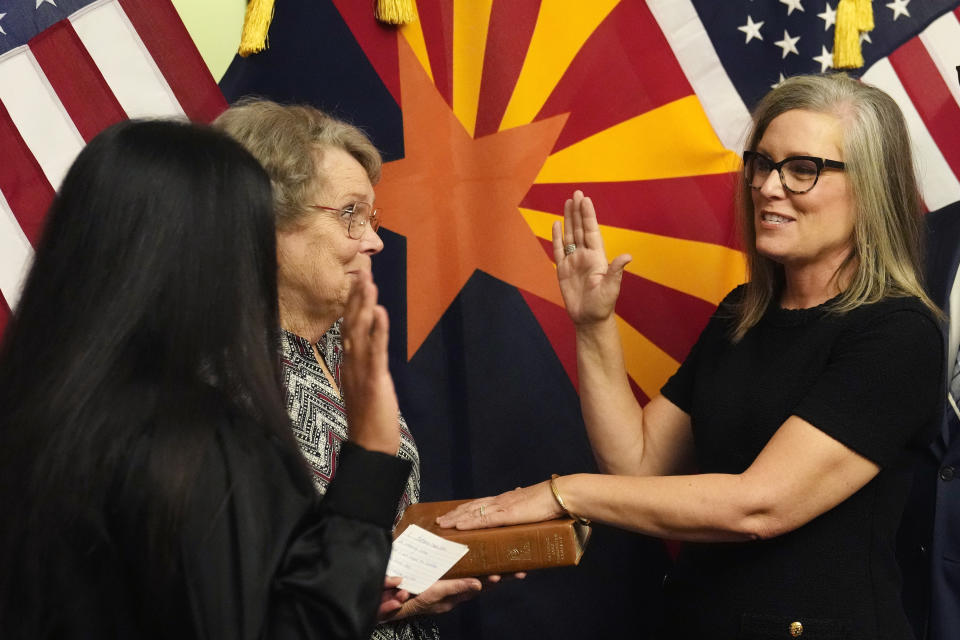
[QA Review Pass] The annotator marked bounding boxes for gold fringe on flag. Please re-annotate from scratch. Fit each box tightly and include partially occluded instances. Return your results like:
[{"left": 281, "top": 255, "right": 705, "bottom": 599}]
[
  {"left": 857, "top": 0, "right": 874, "bottom": 31},
  {"left": 376, "top": 0, "right": 416, "bottom": 25},
  {"left": 238, "top": 0, "right": 276, "bottom": 57},
  {"left": 834, "top": 0, "right": 874, "bottom": 69}
]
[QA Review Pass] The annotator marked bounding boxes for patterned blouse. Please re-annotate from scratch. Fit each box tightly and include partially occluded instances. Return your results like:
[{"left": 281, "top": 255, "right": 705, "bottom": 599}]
[{"left": 279, "top": 322, "right": 438, "bottom": 640}]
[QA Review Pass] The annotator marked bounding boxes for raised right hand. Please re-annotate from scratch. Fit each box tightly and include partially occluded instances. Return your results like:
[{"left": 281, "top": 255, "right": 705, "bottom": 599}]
[
  {"left": 551, "top": 191, "right": 632, "bottom": 327},
  {"left": 340, "top": 271, "right": 401, "bottom": 456}
]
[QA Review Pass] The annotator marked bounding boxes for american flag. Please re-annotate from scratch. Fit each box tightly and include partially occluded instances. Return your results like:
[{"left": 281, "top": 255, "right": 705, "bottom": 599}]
[
  {"left": 0, "top": 0, "right": 225, "bottom": 334},
  {"left": 651, "top": 0, "right": 960, "bottom": 211}
]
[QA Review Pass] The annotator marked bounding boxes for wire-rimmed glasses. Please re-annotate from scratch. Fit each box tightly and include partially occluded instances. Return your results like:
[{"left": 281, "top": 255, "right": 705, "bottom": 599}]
[
  {"left": 308, "top": 202, "right": 380, "bottom": 239},
  {"left": 743, "top": 150, "right": 845, "bottom": 194}
]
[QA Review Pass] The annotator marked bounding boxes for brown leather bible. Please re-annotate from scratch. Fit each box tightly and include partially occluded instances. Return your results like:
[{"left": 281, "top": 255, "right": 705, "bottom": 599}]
[{"left": 393, "top": 499, "right": 592, "bottom": 578}]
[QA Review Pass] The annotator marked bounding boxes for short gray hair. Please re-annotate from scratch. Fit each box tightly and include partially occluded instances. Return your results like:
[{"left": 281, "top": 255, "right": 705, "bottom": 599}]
[{"left": 213, "top": 98, "right": 382, "bottom": 230}]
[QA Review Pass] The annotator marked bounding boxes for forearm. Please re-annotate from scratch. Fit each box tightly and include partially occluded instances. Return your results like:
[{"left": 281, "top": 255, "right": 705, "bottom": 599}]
[
  {"left": 269, "top": 515, "right": 393, "bottom": 640},
  {"left": 270, "top": 445, "right": 413, "bottom": 638},
  {"left": 443, "top": 420, "right": 879, "bottom": 544},
  {"left": 555, "top": 472, "right": 781, "bottom": 543},
  {"left": 575, "top": 318, "right": 646, "bottom": 474},
  {"left": 559, "top": 415, "right": 883, "bottom": 542}
]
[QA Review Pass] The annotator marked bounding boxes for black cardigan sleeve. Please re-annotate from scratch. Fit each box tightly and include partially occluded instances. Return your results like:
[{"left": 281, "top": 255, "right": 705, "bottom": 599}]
[{"left": 180, "top": 425, "right": 411, "bottom": 640}]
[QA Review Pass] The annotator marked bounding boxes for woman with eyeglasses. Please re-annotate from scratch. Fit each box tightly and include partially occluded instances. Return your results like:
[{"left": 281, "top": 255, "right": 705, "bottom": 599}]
[
  {"left": 214, "top": 100, "right": 491, "bottom": 640},
  {"left": 439, "top": 74, "right": 943, "bottom": 639},
  {"left": 0, "top": 119, "right": 411, "bottom": 638}
]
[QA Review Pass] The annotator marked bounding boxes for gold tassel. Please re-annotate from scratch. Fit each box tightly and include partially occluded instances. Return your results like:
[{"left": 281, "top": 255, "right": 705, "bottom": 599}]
[
  {"left": 238, "top": 0, "right": 276, "bottom": 58},
  {"left": 834, "top": 0, "right": 864, "bottom": 69},
  {"left": 376, "top": 0, "right": 416, "bottom": 25},
  {"left": 857, "top": 0, "right": 874, "bottom": 32}
]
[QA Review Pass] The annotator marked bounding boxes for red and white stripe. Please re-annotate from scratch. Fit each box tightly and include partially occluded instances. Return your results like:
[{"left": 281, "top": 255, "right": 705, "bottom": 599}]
[{"left": 0, "top": 0, "right": 226, "bottom": 330}]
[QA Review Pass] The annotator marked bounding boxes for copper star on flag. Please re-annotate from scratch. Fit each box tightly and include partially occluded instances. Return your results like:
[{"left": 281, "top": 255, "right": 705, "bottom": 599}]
[{"left": 376, "top": 39, "right": 568, "bottom": 357}]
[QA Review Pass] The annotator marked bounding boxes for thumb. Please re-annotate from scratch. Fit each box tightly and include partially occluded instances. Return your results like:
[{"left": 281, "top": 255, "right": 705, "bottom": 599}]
[
  {"left": 608, "top": 254, "right": 632, "bottom": 278},
  {"left": 429, "top": 578, "right": 481, "bottom": 600}
]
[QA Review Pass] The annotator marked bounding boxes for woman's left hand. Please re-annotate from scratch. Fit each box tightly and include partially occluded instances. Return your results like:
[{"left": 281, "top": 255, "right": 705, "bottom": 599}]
[
  {"left": 383, "top": 578, "right": 482, "bottom": 620},
  {"left": 382, "top": 573, "right": 526, "bottom": 621},
  {"left": 435, "top": 481, "right": 563, "bottom": 530},
  {"left": 377, "top": 576, "right": 410, "bottom": 621}
]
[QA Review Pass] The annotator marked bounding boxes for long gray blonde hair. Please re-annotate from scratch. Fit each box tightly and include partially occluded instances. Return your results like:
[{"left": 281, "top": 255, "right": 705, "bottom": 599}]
[{"left": 732, "top": 73, "right": 938, "bottom": 341}]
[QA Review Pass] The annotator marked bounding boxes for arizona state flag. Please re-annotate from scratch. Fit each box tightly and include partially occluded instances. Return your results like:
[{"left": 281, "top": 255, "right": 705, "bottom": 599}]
[{"left": 219, "top": 1, "right": 960, "bottom": 638}]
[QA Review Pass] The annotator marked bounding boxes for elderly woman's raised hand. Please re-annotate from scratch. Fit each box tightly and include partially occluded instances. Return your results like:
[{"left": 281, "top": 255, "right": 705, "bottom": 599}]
[
  {"left": 340, "top": 271, "right": 401, "bottom": 456},
  {"left": 552, "top": 191, "right": 632, "bottom": 327}
]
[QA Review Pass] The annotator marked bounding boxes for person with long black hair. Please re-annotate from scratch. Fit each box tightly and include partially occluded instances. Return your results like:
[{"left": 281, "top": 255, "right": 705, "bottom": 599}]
[{"left": 0, "top": 119, "right": 411, "bottom": 639}]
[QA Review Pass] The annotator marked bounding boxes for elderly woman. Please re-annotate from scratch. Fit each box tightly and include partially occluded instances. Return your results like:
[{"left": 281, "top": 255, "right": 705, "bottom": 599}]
[
  {"left": 440, "top": 74, "right": 943, "bottom": 639},
  {"left": 214, "top": 100, "right": 481, "bottom": 640}
]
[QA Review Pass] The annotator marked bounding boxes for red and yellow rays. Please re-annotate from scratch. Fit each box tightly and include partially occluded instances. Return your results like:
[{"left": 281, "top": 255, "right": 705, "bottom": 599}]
[{"left": 357, "top": 0, "right": 747, "bottom": 400}]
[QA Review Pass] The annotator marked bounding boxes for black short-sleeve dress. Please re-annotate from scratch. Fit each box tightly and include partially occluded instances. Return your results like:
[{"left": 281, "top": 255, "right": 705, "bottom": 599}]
[{"left": 660, "top": 286, "right": 943, "bottom": 639}]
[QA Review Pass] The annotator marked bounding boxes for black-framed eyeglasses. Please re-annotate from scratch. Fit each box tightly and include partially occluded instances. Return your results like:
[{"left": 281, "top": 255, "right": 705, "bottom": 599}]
[
  {"left": 308, "top": 202, "right": 380, "bottom": 239},
  {"left": 743, "top": 150, "right": 845, "bottom": 194}
]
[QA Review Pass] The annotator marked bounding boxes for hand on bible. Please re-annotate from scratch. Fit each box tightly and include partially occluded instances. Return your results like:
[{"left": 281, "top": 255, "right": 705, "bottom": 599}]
[{"left": 435, "top": 481, "right": 563, "bottom": 531}]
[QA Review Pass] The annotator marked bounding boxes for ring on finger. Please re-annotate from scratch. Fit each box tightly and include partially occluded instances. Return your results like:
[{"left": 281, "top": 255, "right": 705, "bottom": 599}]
[
  {"left": 564, "top": 243, "right": 577, "bottom": 255},
  {"left": 479, "top": 504, "right": 486, "bottom": 518}
]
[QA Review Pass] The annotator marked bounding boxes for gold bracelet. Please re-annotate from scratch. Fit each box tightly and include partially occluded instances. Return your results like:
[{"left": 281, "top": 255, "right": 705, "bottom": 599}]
[{"left": 549, "top": 474, "right": 590, "bottom": 525}]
